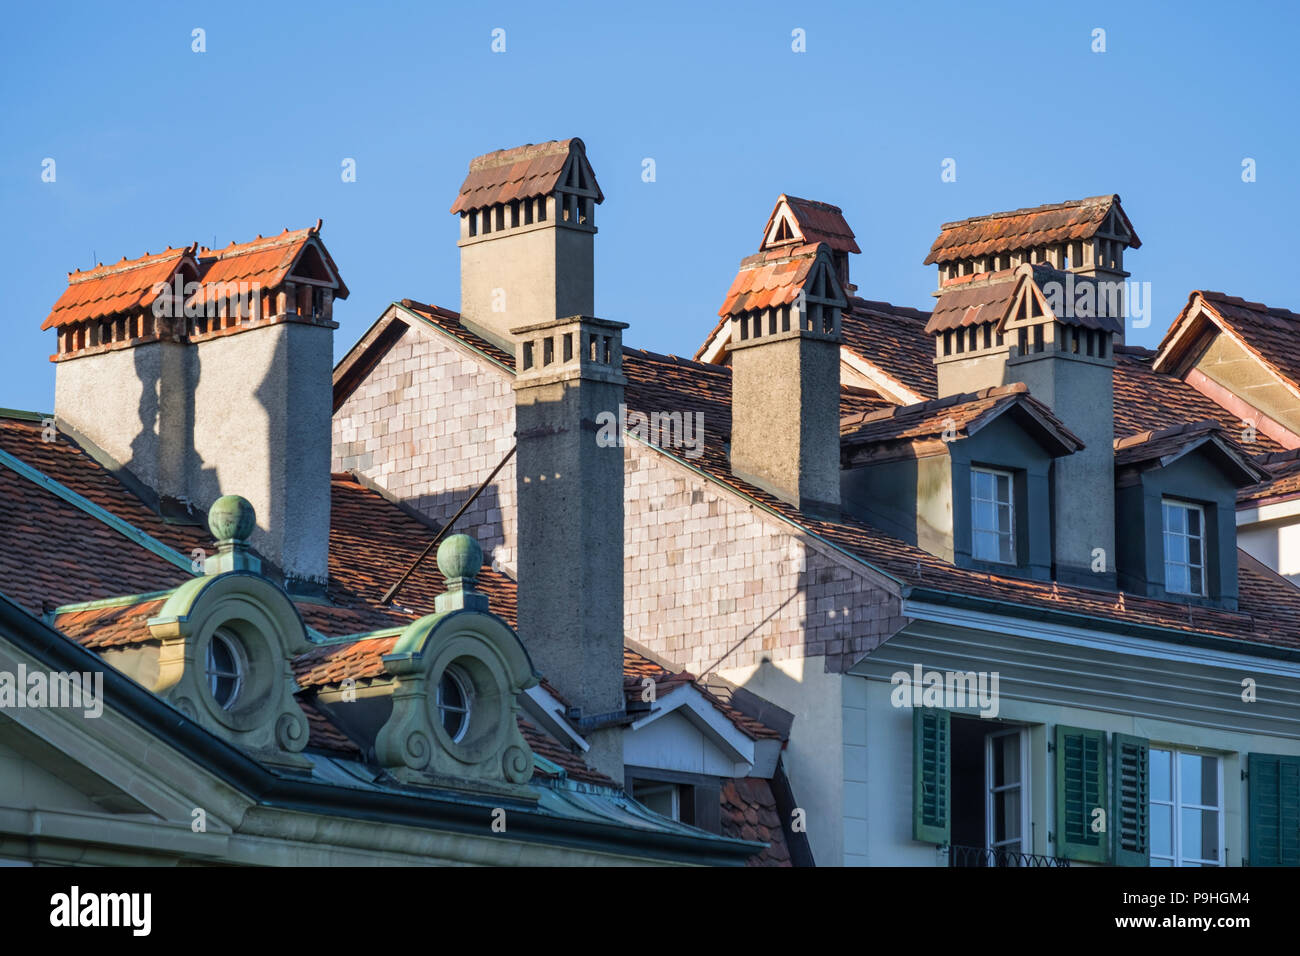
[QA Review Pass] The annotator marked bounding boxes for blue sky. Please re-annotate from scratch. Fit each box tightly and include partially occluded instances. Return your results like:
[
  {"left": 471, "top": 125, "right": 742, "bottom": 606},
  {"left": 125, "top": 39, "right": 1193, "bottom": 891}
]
[{"left": 2, "top": 0, "right": 1296, "bottom": 412}]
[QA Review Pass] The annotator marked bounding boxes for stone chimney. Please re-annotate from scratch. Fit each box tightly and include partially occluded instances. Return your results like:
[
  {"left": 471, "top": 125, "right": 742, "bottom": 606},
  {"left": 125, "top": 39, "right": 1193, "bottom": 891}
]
[
  {"left": 511, "top": 313, "right": 629, "bottom": 780},
  {"left": 44, "top": 223, "right": 346, "bottom": 590},
  {"left": 722, "top": 242, "right": 846, "bottom": 517},
  {"left": 451, "top": 139, "right": 602, "bottom": 357},
  {"left": 927, "top": 262, "right": 1121, "bottom": 587}
]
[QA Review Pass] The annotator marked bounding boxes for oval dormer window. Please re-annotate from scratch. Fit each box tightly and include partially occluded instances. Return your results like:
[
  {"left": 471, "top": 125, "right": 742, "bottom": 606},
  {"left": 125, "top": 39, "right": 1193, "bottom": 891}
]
[
  {"left": 437, "top": 666, "right": 473, "bottom": 743},
  {"left": 206, "top": 628, "right": 246, "bottom": 710}
]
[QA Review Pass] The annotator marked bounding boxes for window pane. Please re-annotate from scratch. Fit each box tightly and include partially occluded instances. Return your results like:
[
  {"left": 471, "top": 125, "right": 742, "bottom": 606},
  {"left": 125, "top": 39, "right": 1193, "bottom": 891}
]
[
  {"left": 999, "top": 532, "right": 1014, "bottom": 564},
  {"left": 1190, "top": 565, "right": 1204, "bottom": 596},
  {"left": 1151, "top": 749, "right": 1172, "bottom": 801},
  {"left": 973, "top": 530, "right": 997, "bottom": 562},
  {"left": 993, "top": 734, "right": 1020, "bottom": 787},
  {"left": 1187, "top": 507, "right": 1201, "bottom": 536},
  {"left": 993, "top": 788, "right": 1021, "bottom": 843},
  {"left": 974, "top": 499, "right": 995, "bottom": 533},
  {"left": 973, "top": 470, "right": 992, "bottom": 500},
  {"left": 1164, "top": 502, "right": 1185, "bottom": 534},
  {"left": 1180, "top": 754, "right": 1218, "bottom": 806},
  {"left": 1166, "top": 563, "right": 1190, "bottom": 595},
  {"left": 1151, "top": 803, "right": 1173, "bottom": 857},
  {"left": 1180, "top": 808, "right": 1218, "bottom": 862},
  {"left": 995, "top": 473, "right": 1011, "bottom": 503},
  {"left": 996, "top": 504, "right": 1013, "bottom": 535}
]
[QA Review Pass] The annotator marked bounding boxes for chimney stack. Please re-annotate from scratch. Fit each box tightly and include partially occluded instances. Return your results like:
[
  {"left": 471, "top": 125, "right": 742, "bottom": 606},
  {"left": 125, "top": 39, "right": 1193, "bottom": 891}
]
[
  {"left": 451, "top": 139, "right": 602, "bottom": 357},
  {"left": 512, "top": 314, "right": 629, "bottom": 780},
  {"left": 722, "top": 242, "right": 847, "bottom": 517},
  {"left": 44, "top": 224, "right": 345, "bottom": 590},
  {"left": 927, "top": 263, "right": 1122, "bottom": 586}
]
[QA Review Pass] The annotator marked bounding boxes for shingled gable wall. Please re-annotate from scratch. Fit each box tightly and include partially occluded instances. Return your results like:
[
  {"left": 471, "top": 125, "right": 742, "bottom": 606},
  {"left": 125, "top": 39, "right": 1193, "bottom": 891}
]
[
  {"left": 332, "top": 311, "right": 906, "bottom": 678},
  {"left": 332, "top": 308, "right": 520, "bottom": 576}
]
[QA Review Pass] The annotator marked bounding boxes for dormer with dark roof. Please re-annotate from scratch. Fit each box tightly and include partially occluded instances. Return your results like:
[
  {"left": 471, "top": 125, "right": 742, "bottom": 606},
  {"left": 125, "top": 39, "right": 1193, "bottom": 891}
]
[
  {"left": 1114, "top": 421, "right": 1268, "bottom": 608},
  {"left": 840, "top": 383, "right": 1082, "bottom": 579},
  {"left": 451, "top": 138, "right": 603, "bottom": 356}
]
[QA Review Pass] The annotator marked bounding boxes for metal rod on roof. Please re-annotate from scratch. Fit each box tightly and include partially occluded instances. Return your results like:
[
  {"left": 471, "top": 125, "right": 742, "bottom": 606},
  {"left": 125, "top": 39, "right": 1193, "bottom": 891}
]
[{"left": 379, "top": 444, "right": 516, "bottom": 606}]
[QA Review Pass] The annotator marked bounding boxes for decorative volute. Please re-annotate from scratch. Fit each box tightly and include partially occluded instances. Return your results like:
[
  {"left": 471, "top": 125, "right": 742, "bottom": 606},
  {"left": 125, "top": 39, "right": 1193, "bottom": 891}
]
[
  {"left": 147, "top": 496, "right": 313, "bottom": 768},
  {"left": 375, "top": 534, "right": 540, "bottom": 796}
]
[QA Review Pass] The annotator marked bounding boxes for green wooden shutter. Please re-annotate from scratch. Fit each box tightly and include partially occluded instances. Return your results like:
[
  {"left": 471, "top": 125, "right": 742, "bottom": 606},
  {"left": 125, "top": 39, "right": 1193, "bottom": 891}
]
[
  {"left": 1112, "top": 734, "right": 1149, "bottom": 866},
  {"left": 1055, "top": 725, "right": 1109, "bottom": 863},
  {"left": 912, "top": 708, "right": 950, "bottom": 844},
  {"left": 1247, "top": 753, "right": 1300, "bottom": 866}
]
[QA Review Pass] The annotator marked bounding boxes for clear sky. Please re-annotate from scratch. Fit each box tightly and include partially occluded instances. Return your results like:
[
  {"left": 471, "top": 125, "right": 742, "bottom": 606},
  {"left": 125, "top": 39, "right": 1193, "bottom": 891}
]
[{"left": 2, "top": 0, "right": 1296, "bottom": 412}]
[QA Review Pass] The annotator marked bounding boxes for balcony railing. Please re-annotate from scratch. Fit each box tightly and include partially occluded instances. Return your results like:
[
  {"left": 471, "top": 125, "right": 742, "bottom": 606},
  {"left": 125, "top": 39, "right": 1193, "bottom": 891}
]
[{"left": 947, "top": 844, "right": 1070, "bottom": 868}]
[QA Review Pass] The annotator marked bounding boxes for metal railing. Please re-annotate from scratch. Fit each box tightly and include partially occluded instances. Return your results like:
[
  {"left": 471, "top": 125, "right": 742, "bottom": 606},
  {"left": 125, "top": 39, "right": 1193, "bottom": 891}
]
[{"left": 947, "top": 844, "right": 1070, "bottom": 868}]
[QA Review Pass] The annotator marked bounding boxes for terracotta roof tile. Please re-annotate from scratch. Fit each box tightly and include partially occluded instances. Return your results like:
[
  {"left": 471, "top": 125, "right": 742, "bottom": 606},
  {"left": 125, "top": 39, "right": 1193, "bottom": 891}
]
[
  {"left": 762, "top": 195, "right": 860, "bottom": 254},
  {"left": 1167, "top": 292, "right": 1300, "bottom": 392},
  {"left": 518, "top": 717, "right": 618, "bottom": 787},
  {"left": 837, "top": 298, "right": 937, "bottom": 400},
  {"left": 53, "top": 598, "right": 167, "bottom": 649},
  {"left": 839, "top": 383, "right": 1082, "bottom": 454},
  {"left": 345, "top": 308, "right": 1300, "bottom": 656},
  {"left": 1241, "top": 449, "right": 1300, "bottom": 505},
  {"left": 925, "top": 271, "right": 1020, "bottom": 334},
  {"left": 718, "top": 243, "right": 827, "bottom": 317},
  {"left": 194, "top": 221, "right": 347, "bottom": 302},
  {"left": 622, "top": 647, "right": 784, "bottom": 741},
  {"left": 449, "top": 139, "right": 601, "bottom": 214},
  {"left": 42, "top": 246, "right": 197, "bottom": 330},
  {"left": 1113, "top": 347, "right": 1284, "bottom": 454},
  {"left": 720, "top": 777, "right": 791, "bottom": 866},
  {"left": 923, "top": 195, "right": 1140, "bottom": 265}
]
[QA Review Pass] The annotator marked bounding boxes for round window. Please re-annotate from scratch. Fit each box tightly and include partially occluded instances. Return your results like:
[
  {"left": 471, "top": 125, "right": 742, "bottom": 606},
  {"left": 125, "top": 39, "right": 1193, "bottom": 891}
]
[
  {"left": 205, "top": 628, "right": 245, "bottom": 710},
  {"left": 436, "top": 666, "right": 473, "bottom": 743}
]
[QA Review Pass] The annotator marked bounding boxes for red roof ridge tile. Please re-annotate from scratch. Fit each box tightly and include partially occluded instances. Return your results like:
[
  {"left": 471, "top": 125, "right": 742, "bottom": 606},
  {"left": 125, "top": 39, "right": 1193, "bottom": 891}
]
[
  {"left": 197, "top": 220, "right": 321, "bottom": 259},
  {"left": 936, "top": 194, "right": 1120, "bottom": 231},
  {"left": 66, "top": 244, "right": 196, "bottom": 282}
]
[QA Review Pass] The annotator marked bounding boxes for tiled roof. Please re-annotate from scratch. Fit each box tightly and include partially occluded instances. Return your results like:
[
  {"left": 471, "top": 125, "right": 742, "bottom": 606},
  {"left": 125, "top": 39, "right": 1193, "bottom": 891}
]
[
  {"left": 448, "top": 139, "right": 600, "bottom": 214},
  {"left": 1113, "top": 347, "right": 1285, "bottom": 454},
  {"left": 297, "top": 696, "right": 363, "bottom": 757},
  {"left": 622, "top": 647, "right": 784, "bottom": 741},
  {"left": 519, "top": 717, "right": 618, "bottom": 787},
  {"left": 923, "top": 194, "right": 1140, "bottom": 265},
  {"left": 399, "top": 299, "right": 513, "bottom": 366},
  {"left": 839, "top": 298, "right": 937, "bottom": 400},
  {"left": 925, "top": 270, "right": 1019, "bottom": 333},
  {"left": 43, "top": 223, "right": 347, "bottom": 330},
  {"left": 0, "top": 417, "right": 209, "bottom": 616},
  {"left": 763, "top": 195, "right": 860, "bottom": 254},
  {"left": 53, "top": 598, "right": 167, "bottom": 649},
  {"left": 42, "top": 246, "right": 196, "bottom": 330},
  {"left": 927, "top": 264, "right": 1123, "bottom": 334},
  {"left": 718, "top": 243, "right": 828, "bottom": 317},
  {"left": 720, "top": 777, "right": 791, "bottom": 866},
  {"left": 1113, "top": 421, "right": 1268, "bottom": 484},
  {"left": 1241, "top": 449, "right": 1300, "bottom": 505},
  {"left": 195, "top": 221, "right": 347, "bottom": 303},
  {"left": 1158, "top": 291, "right": 1300, "bottom": 390},
  {"left": 839, "top": 383, "right": 1082, "bottom": 454},
  {"left": 401, "top": 309, "right": 1300, "bottom": 654}
]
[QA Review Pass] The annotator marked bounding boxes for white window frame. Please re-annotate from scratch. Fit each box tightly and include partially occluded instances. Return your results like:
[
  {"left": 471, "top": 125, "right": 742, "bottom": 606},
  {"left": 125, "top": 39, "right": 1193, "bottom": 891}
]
[
  {"left": 971, "top": 467, "right": 1016, "bottom": 564},
  {"left": 205, "top": 628, "right": 246, "bottom": 710},
  {"left": 985, "top": 726, "right": 1031, "bottom": 856},
  {"left": 436, "top": 666, "right": 473, "bottom": 743},
  {"left": 1149, "top": 747, "right": 1224, "bottom": 867},
  {"left": 1162, "top": 499, "right": 1207, "bottom": 596},
  {"left": 634, "top": 782, "right": 681, "bottom": 821}
]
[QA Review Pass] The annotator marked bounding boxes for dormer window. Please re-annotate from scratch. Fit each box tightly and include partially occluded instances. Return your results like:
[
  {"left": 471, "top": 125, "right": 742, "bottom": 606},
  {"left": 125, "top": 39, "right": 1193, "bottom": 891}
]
[
  {"left": 971, "top": 468, "right": 1015, "bottom": 564},
  {"left": 206, "top": 628, "right": 246, "bottom": 710},
  {"left": 437, "top": 666, "right": 473, "bottom": 743},
  {"left": 1162, "top": 499, "right": 1206, "bottom": 596}
]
